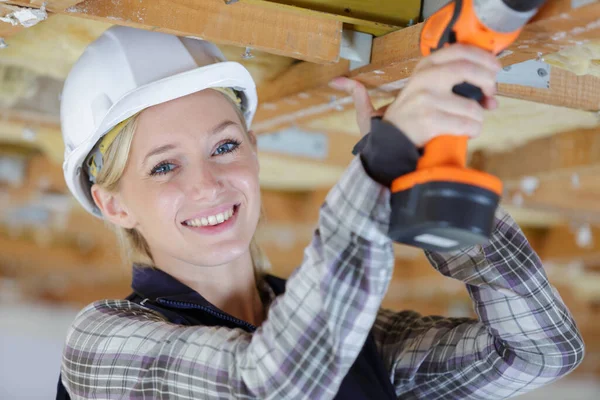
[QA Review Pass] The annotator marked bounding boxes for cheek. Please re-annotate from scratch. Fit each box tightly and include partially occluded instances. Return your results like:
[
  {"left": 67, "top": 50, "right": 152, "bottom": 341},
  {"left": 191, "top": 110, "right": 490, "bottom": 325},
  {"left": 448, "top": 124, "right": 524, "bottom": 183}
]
[
  {"left": 154, "top": 183, "right": 186, "bottom": 220},
  {"left": 123, "top": 178, "right": 184, "bottom": 222},
  {"left": 226, "top": 160, "right": 261, "bottom": 215}
]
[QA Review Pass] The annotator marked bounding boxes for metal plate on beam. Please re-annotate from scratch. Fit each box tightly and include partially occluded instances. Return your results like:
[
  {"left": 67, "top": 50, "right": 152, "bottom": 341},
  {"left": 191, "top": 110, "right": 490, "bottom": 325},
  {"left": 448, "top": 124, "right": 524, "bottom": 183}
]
[{"left": 497, "top": 59, "right": 551, "bottom": 89}]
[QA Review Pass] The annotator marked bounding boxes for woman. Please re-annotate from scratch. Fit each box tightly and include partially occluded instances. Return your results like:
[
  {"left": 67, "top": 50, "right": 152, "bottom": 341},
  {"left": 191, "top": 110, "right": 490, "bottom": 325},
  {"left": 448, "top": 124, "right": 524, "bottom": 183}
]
[{"left": 58, "top": 26, "right": 583, "bottom": 399}]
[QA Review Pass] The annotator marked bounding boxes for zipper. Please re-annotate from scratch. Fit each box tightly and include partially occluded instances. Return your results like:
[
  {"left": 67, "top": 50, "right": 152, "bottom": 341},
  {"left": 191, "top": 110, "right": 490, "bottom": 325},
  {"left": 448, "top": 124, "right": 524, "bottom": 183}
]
[{"left": 156, "top": 298, "right": 257, "bottom": 332}]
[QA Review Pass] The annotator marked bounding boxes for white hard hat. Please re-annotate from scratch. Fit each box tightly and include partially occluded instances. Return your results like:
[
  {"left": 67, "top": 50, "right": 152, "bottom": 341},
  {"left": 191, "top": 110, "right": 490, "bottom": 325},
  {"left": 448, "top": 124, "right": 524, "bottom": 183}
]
[{"left": 61, "top": 26, "right": 257, "bottom": 217}]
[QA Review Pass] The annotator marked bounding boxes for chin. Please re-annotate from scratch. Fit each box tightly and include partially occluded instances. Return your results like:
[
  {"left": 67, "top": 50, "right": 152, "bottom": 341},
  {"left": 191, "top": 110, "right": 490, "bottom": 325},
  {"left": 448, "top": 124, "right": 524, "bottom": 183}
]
[{"left": 187, "top": 240, "right": 250, "bottom": 268}]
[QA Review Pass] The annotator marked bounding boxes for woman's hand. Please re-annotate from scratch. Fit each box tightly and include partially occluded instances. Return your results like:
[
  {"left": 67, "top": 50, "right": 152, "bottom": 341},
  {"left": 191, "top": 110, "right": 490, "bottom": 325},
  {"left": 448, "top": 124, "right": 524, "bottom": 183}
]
[{"left": 329, "top": 44, "right": 502, "bottom": 147}]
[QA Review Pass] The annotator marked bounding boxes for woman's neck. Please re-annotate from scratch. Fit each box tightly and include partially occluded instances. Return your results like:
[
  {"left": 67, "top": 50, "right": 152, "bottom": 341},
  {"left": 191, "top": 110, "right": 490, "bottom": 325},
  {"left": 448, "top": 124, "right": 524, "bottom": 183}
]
[{"left": 157, "top": 252, "right": 265, "bottom": 327}]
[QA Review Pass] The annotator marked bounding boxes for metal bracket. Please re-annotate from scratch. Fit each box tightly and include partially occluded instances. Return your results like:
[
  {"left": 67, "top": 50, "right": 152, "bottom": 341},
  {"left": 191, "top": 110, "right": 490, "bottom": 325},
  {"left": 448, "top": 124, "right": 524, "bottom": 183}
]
[
  {"left": 257, "top": 127, "right": 328, "bottom": 160},
  {"left": 496, "top": 59, "right": 551, "bottom": 89},
  {"left": 340, "top": 29, "right": 373, "bottom": 71},
  {"left": 572, "top": 0, "right": 596, "bottom": 9}
]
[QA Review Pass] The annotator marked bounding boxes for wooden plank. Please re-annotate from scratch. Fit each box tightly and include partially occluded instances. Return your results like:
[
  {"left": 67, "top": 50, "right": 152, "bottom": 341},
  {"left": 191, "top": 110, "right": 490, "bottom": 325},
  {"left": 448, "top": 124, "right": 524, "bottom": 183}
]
[
  {"left": 14, "top": 0, "right": 343, "bottom": 64},
  {"left": 476, "top": 126, "right": 600, "bottom": 221},
  {"left": 538, "top": 224, "right": 600, "bottom": 266},
  {"left": 241, "top": 0, "right": 419, "bottom": 36},
  {"left": 7, "top": 0, "right": 84, "bottom": 10},
  {"left": 253, "top": 0, "right": 600, "bottom": 133},
  {"left": 0, "top": 6, "right": 23, "bottom": 37},
  {"left": 480, "top": 127, "right": 600, "bottom": 183},
  {"left": 499, "top": 67, "right": 600, "bottom": 111},
  {"left": 0, "top": 22, "right": 21, "bottom": 38},
  {"left": 240, "top": 0, "right": 402, "bottom": 36},
  {"left": 503, "top": 171, "right": 600, "bottom": 222},
  {"left": 256, "top": 0, "right": 420, "bottom": 27},
  {"left": 0, "top": 233, "right": 121, "bottom": 276}
]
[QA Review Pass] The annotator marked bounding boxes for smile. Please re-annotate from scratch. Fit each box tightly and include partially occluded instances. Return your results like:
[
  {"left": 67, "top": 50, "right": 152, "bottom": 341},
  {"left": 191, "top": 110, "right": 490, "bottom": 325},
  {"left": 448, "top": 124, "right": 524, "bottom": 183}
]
[{"left": 182, "top": 204, "right": 238, "bottom": 227}]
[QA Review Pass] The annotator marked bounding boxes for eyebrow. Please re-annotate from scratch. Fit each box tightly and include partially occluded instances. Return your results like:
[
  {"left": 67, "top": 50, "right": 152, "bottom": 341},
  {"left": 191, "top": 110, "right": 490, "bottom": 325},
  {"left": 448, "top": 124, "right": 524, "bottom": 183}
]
[{"left": 141, "top": 120, "right": 241, "bottom": 167}]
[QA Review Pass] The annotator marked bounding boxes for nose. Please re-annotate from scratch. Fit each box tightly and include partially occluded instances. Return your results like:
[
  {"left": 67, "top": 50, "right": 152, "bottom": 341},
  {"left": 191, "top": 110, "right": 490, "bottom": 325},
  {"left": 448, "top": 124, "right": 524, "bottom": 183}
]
[{"left": 186, "top": 162, "right": 223, "bottom": 201}]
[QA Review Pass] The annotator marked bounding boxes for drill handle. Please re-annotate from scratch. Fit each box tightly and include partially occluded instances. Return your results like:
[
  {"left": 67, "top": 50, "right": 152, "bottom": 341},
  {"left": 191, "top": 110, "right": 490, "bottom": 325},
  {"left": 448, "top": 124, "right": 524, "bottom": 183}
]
[
  {"left": 452, "top": 82, "right": 484, "bottom": 103},
  {"left": 416, "top": 81, "right": 484, "bottom": 170}
]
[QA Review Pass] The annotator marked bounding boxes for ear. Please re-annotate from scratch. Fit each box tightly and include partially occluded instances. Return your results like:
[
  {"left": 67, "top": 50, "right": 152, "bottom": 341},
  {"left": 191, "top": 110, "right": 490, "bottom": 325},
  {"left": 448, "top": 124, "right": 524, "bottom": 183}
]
[{"left": 91, "top": 184, "right": 137, "bottom": 229}]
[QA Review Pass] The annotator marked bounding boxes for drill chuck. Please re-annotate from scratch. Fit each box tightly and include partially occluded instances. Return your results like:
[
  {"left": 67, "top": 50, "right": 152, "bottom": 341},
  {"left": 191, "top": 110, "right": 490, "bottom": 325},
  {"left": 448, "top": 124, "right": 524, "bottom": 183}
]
[
  {"left": 502, "top": 0, "right": 546, "bottom": 12},
  {"left": 474, "top": 0, "right": 541, "bottom": 33}
]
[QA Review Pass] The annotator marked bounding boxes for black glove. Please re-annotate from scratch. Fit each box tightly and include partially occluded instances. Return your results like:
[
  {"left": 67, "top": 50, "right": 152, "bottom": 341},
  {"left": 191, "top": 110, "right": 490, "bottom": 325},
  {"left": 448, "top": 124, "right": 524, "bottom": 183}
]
[{"left": 352, "top": 117, "right": 421, "bottom": 187}]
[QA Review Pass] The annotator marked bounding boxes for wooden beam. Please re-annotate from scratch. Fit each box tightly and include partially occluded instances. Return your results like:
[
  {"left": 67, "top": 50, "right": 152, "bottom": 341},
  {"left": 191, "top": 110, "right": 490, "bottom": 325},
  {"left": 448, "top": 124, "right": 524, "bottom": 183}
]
[
  {"left": 7, "top": 0, "right": 83, "bottom": 10},
  {"left": 9, "top": 0, "right": 343, "bottom": 64},
  {"left": 0, "top": 23, "right": 21, "bottom": 39},
  {"left": 480, "top": 126, "right": 600, "bottom": 184},
  {"left": 0, "top": 233, "right": 122, "bottom": 277},
  {"left": 499, "top": 67, "right": 600, "bottom": 111},
  {"left": 253, "top": 0, "right": 420, "bottom": 29},
  {"left": 0, "top": 9, "right": 22, "bottom": 38},
  {"left": 239, "top": 1, "right": 398, "bottom": 37},
  {"left": 538, "top": 224, "right": 600, "bottom": 267},
  {"left": 253, "top": 0, "right": 600, "bottom": 133},
  {"left": 0, "top": 118, "right": 65, "bottom": 164},
  {"left": 476, "top": 126, "right": 600, "bottom": 221},
  {"left": 240, "top": 0, "right": 420, "bottom": 36}
]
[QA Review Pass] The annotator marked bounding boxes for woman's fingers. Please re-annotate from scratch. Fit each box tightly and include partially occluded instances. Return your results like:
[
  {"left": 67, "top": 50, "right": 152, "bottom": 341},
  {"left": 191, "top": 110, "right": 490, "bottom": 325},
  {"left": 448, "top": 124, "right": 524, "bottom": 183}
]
[
  {"left": 386, "top": 93, "right": 483, "bottom": 146},
  {"left": 329, "top": 77, "right": 377, "bottom": 136},
  {"left": 408, "top": 60, "right": 499, "bottom": 97},
  {"left": 433, "top": 92, "right": 488, "bottom": 122},
  {"left": 329, "top": 45, "right": 499, "bottom": 148},
  {"left": 482, "top": 95, "right": 498, "bottom": 111},
  {"left": 421, "top": 109, "right": 484, "bottom": 142}
]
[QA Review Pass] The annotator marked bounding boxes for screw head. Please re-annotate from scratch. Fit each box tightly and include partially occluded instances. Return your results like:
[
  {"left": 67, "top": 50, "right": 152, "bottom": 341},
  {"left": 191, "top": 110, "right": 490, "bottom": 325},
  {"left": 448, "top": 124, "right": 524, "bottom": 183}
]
[
  {"left": 242, "top": 47, "right": 254, "bottom": 60},
  {"left": 537, "top": 68, "right": 548, "bottom": 77}
]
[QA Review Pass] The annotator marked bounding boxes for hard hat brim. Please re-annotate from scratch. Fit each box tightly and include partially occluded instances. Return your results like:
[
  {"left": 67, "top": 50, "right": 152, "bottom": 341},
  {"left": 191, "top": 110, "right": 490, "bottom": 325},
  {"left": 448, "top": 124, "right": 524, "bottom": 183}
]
[{"left": 63, "top": 61, "right": 257, "bottom": 217}]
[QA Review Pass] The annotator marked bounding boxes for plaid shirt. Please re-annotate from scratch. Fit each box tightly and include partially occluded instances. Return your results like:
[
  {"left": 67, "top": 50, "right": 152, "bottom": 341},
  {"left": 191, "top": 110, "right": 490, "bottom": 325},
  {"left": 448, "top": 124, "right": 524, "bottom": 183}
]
[{"left": 61, "top": 157, "right": 584, "bottom": 399}]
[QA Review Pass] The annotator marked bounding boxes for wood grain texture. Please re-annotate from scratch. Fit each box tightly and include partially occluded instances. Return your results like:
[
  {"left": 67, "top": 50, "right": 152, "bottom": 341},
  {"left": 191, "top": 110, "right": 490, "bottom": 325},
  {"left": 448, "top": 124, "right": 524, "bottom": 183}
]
[
  {"left": 22, "top": 0, "right": 343, "bottom": 64},
  {"left": 0, "top": 22, "right": 22, "bottom": 38},
  {"left": 481, "top": 126, "right": 600, "bottom": 182},
  {"left": 478, "top": 126, "right": 600, "bottom": 222},
  {"left": 240, "top": 0, "right": 405, "bottom": 36},
  {"left": 499, "top": 68, "right": 600, "bottom": 111},
  {"left": 7, "top": 0, "right": 83, "bottom": 10}
]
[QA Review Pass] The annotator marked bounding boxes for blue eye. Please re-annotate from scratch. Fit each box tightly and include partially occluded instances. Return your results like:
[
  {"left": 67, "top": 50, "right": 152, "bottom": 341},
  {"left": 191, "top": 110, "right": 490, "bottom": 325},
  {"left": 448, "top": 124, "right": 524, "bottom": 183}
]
[
  {"left": 214, "top": 140, "right": 241, "bottom": 156},
  {"left": 150, "top": 162, "right": 176, "bottom": 176}
]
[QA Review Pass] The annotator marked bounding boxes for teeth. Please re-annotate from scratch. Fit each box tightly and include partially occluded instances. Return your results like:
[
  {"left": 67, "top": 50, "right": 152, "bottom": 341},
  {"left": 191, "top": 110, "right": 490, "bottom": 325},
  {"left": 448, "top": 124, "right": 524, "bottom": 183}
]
[{"left": 184, "top": 206, "right": 235, "bottom": 227}]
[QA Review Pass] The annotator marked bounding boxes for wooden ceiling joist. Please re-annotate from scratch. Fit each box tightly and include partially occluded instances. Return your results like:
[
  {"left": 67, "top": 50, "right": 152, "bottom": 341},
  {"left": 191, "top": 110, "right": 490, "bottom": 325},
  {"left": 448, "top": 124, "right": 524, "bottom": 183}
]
[
  {"left": 539, "top": 224, "right": 600, "bottom": 267},
  {"left": 477, "top": 126, "right": 600, "bottom": 221},
  {"left": 1, "top": 1, "right": 82, "bottom": 37},
  {"left": 7, "top": 0, "right": 343, "bottom": 64},
  {"left": 252, "top": 0, "right": 600, "bottom": 133},
  {"left": 240, "top": 0, "right": 421, "bottom": 36},
  {"left": 498, "top": 67, "right": 600, "bottom": 111},
  {"left": 481, "top": 126, "right": 600, "bottom": 183},
  {"left": 7, "top": 0, "right": 82, "bottom": 9}
]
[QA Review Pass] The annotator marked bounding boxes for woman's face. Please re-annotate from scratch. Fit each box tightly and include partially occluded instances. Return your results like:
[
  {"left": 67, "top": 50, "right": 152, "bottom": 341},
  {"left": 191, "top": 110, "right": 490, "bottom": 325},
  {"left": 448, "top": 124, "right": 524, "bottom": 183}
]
[{"left": 113, "top": 89, "right": 260, "bottom": 268}]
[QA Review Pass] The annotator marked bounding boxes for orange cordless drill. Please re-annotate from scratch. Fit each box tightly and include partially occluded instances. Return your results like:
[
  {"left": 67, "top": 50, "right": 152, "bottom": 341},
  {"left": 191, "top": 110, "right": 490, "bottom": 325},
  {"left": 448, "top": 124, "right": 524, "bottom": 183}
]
[{"left": 389, "top": 0, "right": 546, "bottom": 251}]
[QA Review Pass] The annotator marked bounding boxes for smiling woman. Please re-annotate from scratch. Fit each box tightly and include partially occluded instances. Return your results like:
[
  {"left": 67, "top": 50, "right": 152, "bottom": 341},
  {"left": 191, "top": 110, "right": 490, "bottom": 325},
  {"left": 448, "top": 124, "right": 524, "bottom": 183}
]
[
  {"left": 57, "top": 24, "right": 584, "bottom": 400},
  {"left": 89, "top": 90, "right": 265, "bottom": 272}
]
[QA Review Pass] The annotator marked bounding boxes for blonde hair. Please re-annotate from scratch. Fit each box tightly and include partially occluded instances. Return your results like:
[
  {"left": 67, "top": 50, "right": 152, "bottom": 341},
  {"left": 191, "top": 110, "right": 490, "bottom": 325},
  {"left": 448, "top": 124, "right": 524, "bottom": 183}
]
[{"left": 94, "top": 92, "right": 269, "bottom": 274}]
